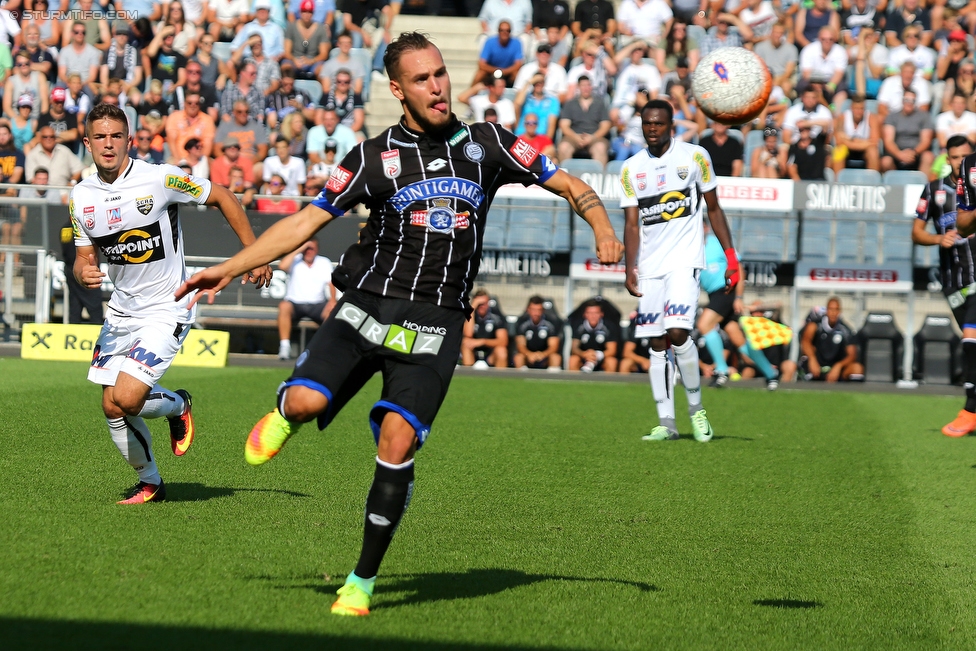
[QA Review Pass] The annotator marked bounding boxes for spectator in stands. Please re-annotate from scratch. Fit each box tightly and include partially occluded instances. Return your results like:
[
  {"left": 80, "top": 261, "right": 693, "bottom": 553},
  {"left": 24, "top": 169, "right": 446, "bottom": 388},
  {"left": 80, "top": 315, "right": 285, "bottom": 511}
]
[
  {"left": 27, "top": 0, "right": 60, "bottom": 49},
  {"left": 159, "top": 1, "right": 198, "bottom": 57},
  {"left": 483, "top": 107, "right": 499, "bottom": 123},
  {"left": 567, "top": 41, "right": 616, "bottom": 97},
  {"left": 851, "top": 25, "right": 887, "bottom": 101},
  {"left": 306, "top": 107, "right": 356, "bottom": 163},
  {"left": 619, "top": 321, "right": 651, "bottom": 374},
  {"left": 319, "top": 33, "right": 366, "bottom": 94},
  {"left": 277, "top": 111, "right": 308, "bottom": 157},
  {"left": 129, "top": 127, "right": 164, "bottom": 163},
  {"left": 887, "top": 26, "right": 936, "bottom": 80},
  {"left": 877, "top": 61, "right": 932, "bottom": 118},
  {"left": 60, "top": 21, "right": 102, "bottom": 92},
  {"left": 472, "top": 20, "right": 524, "bottom": 87},
  {"left": 462, "top": 289, "right": 510, "bottom": 369},
  {"left": 795, "top": 0, "right": 840, "bottom": 48},
  {"left": 265, "top": 67, "right": 315, "bottom": 130},
  {"left": 232, "top": 34, "right": 282, "bottom": 98},
  {"left": 100, "top": 23, "right": 143, "bottom": 105},
  {"left": 255, "top": 172, "right": 300, "bottom": 213},
  {"left": 230, "top": 0, "right": 286, "bottom": 60},
  {"left": 211, "top": 135, "right": 254, "bottom": 185},
  {"left": 4, "top": 49, "right": 47, "bottom": 122},
  {"left": 885, "top": 0, "right": 932, "bottom": 48},
  {"left": 229, "top": 165, "right": 257, "bottom": 206},
  {"left": 569, "top": 300, "right": 618, "bottom": 372},
  {"left": 513, "top": 296, "right": 561, "bottom": 371},
  {"left": 700, "top": 122, "right": 743, "bottom": 176},
  {"left": 276, "top": 237, "right": 336, "bottom": 360},
  {"left": 166, "top": 91, "right": 217, "bottom": 160},
  {"left": 64, "top": 0, "right": 111, "bottom": 51},
  {"left": 208, "top": 0, "right": 251, "bottom": 42},
  {"left": 788, "top": 125, "right": 829, "bottom": 180},
  {"left": 936, "top": 93, "right": 976, "bottom": 148},
  {"left": 9, "top": 96, "right": 35, "bottom": 153},
  {"left": 514, "top": 74, "right": 557, "bottom": 135},
  {"left": 667, "top": 82, "right": 703, "bottom": 142},
  {"left": 882, "top": 89, "right": 935, "bottom": 172},
  {"left": 145, "top": 24, "right": 188, "bottom": 99},
  {"left": 173, "top": 60, "right": 221, "bottom": 122},
  {"left": 479, "top": 0, "right": 533, "bottom": 39},
  {"left": 611, "top": 87, "right": 649, "bottom": 160},
  {"left": 832, "top": 94, "right": 880, "bottom": 173},
  {"left": 699, "top": 13, "right": 751, "bottom": 58},
  {"left": 284, "top": 0, "right": 331, "bottom": 79},
  {"left": 614, "top": 42, "right": 660, "bottom": 103},
  {"left": 517, "top": 111, "right": 556, "bottom": 159},
  {"left": 262, "top": 136, "right": 305, "bottom": 195},
  {"left": 533, "top": 0, "right": 571, "bottom": 46},
  {"left": 192, "top": 34, "right": 228, "bottom": 90},
  {"left": 798, "top": 26, "right": 849, "bottom": 107},
  {"left": 25, "top": 125, "right": 83, "bottom": 186},
  {"left": 572, "top": 0, "right": 617, "bottom": 53},
  {"left": 338, "top": 0, "right": 395, "bottom": 74},
  {"left": 782, "top": 85, "right": 833, "bottom": 144},
  {"left": 214, "top": 100, "right": 270, "bottom": 164},
  {"left": 0, "top": 123, "right": 24, "bottom": 194},
  {"left": 119, "top": 0, "right": 156, "bottom": 21},
  {"left": 287, "top": 0, "right": 334, "bottom": 26},
  {"left": 513, "top": 43, "right": 568, "bottom": 101},
  {"left": 660, "top": 55, "right": 692, "bottom": 96},
  {"left": 64, "top": 75, "right": 91, "bottom": 127},
  {"left": 755, "top": 21, "right": 798, "bottom": 98},
  {"left": 460, "top": 77, "right": 517, "bottom": 129},
  {"left": 654, "top": 20, "right": 698, "bottom": 75},
  {"left": 22, "top": 23, "right": 56, "bottom": 86},
  {"left": 740, "top": 0, "right": 777, "bottom": 43},
  {"left": 137, "top": 80, "right": 170, "bottom": 121},
  {"left": 307, "top": 138, "right": 338, "bottom": 181},
  {"left": 558, "top": 75, "right": 611, "bottom": 166},
  {"left": 750, "top": 125, "right": 788, "bottom": 178},
  {"left": 937, "top": 30, "right": 970, "bottom": 106},
  {"left": 321, "top": 69, "right": 366, "bottom": 137},
  {"left": 178, "top": 137, "right": 210, "bottom": 177},
  {"left": 140, "top": 109, "right": 167, "bottom": 158},
  {"left": 543, "top": 25, "right": 571, "bottom": 67},
  {"left": 799, "top": 297, "right": 864, "bottom": 382},
  {"left": 616, "top": 0, "right": 673, "bottom": 45},
  {"left": 36, "top": 88, "right": 79, "bottom": 152},
  {"left": 171, "top": 0, "right": 209, "bottom": 35},
  {"left": 220, "top": 62, "right": 265, "bottom": 122},
  {"left": 839, "top": 0, "right": 877, "bottom": 47}
]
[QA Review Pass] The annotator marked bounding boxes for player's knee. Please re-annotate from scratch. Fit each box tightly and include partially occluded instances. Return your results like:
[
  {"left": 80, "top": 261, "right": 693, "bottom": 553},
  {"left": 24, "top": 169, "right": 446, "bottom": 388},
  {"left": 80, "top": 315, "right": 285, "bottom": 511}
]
[
  {"left": 101, "top": 392, "right": 125, "bottom": 419},
  {"left": 280, "top": 384, "right": 329, "bottom": 422},
  {"left": 278, "top": 300, "right": 293, "bottom": 315},
  {"left": 667, "top": 328, "right": 690, "bottom": 347}
]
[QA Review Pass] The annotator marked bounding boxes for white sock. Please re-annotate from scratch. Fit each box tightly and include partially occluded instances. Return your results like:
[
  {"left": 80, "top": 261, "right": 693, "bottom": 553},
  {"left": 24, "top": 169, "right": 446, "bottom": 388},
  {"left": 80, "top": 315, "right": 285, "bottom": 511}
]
[
  {"left": 673, "top": 337, "right": 703, "bottom": 414},
  {"left": 280, "top": 339, "right": 290, "bottom": 349},
  {"left": 138, "top": 385, "right": 184, "bottom": 419},
  {"left": 649, "top": 349, "right": 676, "bottom": 426},
  {"left": 107, "top": 416, "right": 160, "bottom": 484}
]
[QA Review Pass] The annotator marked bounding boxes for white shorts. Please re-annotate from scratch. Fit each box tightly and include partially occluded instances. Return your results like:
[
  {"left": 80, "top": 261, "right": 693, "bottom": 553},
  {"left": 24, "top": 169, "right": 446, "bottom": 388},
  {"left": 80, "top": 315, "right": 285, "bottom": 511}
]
[
  {"left": 88, "top": 312, "right": 190, "bottom": 387},
  {"left": 634, "top": 269, "right": 701, "bottom": 337}
]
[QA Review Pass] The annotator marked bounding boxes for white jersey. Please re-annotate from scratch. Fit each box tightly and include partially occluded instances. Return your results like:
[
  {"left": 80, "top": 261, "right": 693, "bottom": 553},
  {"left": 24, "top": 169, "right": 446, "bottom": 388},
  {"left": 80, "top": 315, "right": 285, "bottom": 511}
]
[
  {"left": 619, "top": 139, "right": 717, "bottom": 279},
  {"left": 70, "top": 158, "right": 213, "bottom": 322}
]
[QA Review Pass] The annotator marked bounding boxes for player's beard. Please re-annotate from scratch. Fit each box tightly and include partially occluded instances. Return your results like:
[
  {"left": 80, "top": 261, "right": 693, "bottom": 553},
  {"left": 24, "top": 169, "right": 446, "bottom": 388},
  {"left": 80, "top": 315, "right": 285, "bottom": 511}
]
[{"left": 403, "top": 93, "right": 452, "bottom": 134}]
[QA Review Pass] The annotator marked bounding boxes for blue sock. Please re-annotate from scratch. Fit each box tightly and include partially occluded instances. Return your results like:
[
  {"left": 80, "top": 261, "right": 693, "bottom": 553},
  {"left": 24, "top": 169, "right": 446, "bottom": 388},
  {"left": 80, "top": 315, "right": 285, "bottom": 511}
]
[
  {"left": 703, "top": 329, "right": 728, "bottom": 374},
  {"left": 346, "top": 571, "right": 376, "bottom": 596},
  {"left": 738, "top": 344, "right": 777, "bottom": 380}
]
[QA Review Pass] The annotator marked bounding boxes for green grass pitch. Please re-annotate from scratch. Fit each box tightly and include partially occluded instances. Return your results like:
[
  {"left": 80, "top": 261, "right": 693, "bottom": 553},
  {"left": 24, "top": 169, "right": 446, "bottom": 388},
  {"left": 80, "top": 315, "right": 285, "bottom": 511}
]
[{"left": 2, "top": 357, "right": 976, "bottom": 650}]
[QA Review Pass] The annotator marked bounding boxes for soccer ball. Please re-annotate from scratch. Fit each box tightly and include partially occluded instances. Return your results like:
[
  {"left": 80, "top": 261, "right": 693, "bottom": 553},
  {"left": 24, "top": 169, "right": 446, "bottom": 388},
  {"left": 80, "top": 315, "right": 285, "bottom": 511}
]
[{"left": 692, "top": 47, "right": 772, "bottom": 125}]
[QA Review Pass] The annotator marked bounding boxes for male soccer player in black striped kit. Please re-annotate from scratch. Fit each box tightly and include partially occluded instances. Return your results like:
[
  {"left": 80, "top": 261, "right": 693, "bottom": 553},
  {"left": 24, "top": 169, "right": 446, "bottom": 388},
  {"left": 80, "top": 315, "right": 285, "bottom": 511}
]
[
  {"left": 927, "top": 134, "right": 976, "bottom": 436},
  {"left": 177, "top": 32, "right": 624, "bottom": 615}
]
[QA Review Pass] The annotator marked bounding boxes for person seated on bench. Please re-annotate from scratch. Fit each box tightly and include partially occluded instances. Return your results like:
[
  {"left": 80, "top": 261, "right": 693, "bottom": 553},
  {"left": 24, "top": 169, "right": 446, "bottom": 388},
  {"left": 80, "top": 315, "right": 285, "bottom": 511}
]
[{"left": 278, "top": 236, "right": 336, "bottom": 360}]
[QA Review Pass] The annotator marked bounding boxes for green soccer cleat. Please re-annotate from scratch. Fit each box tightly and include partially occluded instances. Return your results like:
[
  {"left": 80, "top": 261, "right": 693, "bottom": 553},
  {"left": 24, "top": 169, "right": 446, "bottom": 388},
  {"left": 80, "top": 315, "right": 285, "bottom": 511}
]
[
  {"left": 690, "top": 409, "right": 714, "bottom": 442},
  {"left": 331, "top": 581, "right": 372, "bottom": 616},
  {"left": 245, "top": 409, "right": 300, "bottom": 466},
  {"left": 642, "top": 426, "right": 679, "bottom": 441}
]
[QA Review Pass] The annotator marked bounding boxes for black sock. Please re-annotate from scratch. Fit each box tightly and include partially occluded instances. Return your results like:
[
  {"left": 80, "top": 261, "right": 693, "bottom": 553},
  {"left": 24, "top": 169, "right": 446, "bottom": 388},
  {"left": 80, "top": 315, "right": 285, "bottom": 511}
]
[
  {"left": 353, "top": 459, "right": 414, "bottom": 579},
  {"left": 964, "top": 340, "right": 976, "bottom": 412}
]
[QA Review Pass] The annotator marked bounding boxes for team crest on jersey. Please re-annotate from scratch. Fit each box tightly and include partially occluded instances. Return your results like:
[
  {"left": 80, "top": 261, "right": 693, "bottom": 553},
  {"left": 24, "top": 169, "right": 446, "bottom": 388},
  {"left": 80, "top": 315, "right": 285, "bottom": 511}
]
[
  {"left": 936, "top": 190, "right": 947, "bottom": 206},
  {"left": 382, "top": 150, "right": 401, "bottom": 179},
  {"left": 917, "top": 197, "right": 928, "bottom": 213},
  {"left": 83, "top": 205, "right": 95, "bottom": 230},
  {"left": 464, "top": 141, "right": 485, "bottom": 163},
  {"left": 165, "top": 174, "right": 203, "bottom": 198},
  {"left": 136, "top": 196, "right": 154, "bottom": 216},
  {"left": 636, "top": 172, "right": 646, "bottom": 191},
  {"left": 106, "top": 207, "right": 122, "bottom": 229},
  {"left": 510, "top": 138, "right": 538, "bottom": 167},
  {"left": 326, "top": 166, "right": 353, "bottom": 193},
  {"left": 410, "top": 198, "right": 470, "bottom": 233},
  {"left": 677, "top": 166, "right": 689, "bottom": 180}
]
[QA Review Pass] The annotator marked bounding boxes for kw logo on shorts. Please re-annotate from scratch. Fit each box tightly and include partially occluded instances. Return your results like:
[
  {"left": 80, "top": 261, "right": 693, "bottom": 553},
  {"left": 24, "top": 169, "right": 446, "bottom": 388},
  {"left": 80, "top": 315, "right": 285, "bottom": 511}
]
[
  {"left": 92, "top": 221, "right": 166, "bottom": 265},
  {"left": 637, "top": 190, "right": 695, "bottom": 225},
  {"left": 335, "top": 304, "right": 445, "bottom": 355}
]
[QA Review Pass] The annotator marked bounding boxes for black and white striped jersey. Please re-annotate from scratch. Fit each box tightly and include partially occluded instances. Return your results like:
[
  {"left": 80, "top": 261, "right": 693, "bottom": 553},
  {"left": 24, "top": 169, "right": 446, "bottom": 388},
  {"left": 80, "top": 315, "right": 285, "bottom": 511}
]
[
  {"left": 312, "top": 116, "right": 557, "bottom": 312},
  {"left": 928, "top": 170, "right": 976, "bottom": 292}
]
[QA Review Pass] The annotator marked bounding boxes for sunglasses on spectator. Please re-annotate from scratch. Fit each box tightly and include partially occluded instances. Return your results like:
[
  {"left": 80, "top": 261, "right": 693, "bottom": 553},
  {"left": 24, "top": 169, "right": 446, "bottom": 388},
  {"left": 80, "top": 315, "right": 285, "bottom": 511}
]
[
  {"left": 74, "top": 29, "right": 86, "bottom": 35},
  {"left": 225, "top": 144, "right": 240, "bottom": 149},
  {"left": 15, "top": 62, "right": 28, "bottom": 68},
  {"left": 186, "top": 100, "right": 200, "bottom": 105},
  {"left": 138, "top": 136, "right": 150, "bottom": 141},
  {"left": 270, "top": 181, "right": 282, "bottom": 186},
  {"left": 187, "top": 69, "right": 201, "bottom": 74},
  {"left": 525, "top": 120, "right": 538, "bottom": 125},
  {"left": 41, "top": 135, "right": 55, "bottom": 139},
  {"left": 499, "top": 28, "right": 511, "bottom": 33}
]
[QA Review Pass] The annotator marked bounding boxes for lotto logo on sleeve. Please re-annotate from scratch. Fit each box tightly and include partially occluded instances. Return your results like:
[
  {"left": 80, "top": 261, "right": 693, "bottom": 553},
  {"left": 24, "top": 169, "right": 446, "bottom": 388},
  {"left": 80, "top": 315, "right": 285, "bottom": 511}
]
[
  {"left": 510, "top": 138, "right": 539, "bottom": 167},
  {"left": 326, "top": 166, "right": 353, "bottom": 193}
]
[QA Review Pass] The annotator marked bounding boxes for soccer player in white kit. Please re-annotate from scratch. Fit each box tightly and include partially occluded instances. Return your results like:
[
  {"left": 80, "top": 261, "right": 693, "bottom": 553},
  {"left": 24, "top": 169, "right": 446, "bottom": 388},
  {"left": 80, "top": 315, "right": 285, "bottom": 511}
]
[
  {"left": 71, "top": 104, "right": 272, "bottom": 503},
  {"left": 620, "top": 99, "right": 740, "bottom": 442}
]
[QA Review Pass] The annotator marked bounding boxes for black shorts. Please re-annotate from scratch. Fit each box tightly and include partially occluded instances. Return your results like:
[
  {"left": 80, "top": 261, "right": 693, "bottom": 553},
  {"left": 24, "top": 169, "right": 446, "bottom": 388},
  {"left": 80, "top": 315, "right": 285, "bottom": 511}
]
[
  {"left": 706, "top": 290, "right": 736, "bottom": 323},
  {"left": 284, "top": 289, "right": 465, "bottom": 448},
  {"left": 951, "top": 293, "right": 976, "bottom": 331},
  {"left": 290, "top": 301, "right": 327, "bottom": 325}
]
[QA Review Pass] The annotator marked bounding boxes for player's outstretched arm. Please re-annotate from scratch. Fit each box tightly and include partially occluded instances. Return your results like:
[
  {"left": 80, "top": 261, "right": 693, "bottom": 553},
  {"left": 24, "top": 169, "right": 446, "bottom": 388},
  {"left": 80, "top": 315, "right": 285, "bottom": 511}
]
[
  {"left": 703, "top": 189, "right": 740, "bottom": 291},
  {"left": 206, "top": 184, "right": 273, "bottom": 288},
  {"left": 623, "top": 206, "right": 641, "bottom": 297},
  {"left": 175, "top": 203, "right": 338, "bottom": 306},
  {"left": 541, "top": 169, "right": 624, "bottom": 264}
]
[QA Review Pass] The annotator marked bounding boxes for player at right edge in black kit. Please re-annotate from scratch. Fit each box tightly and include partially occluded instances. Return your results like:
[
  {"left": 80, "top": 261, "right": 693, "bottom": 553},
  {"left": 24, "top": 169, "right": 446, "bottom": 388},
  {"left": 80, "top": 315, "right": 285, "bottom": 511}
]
[
  {"left": 176, "top": 33, "right": 625, "bottom": 616},
  {"left": 922, "top": 135, "right": 976, "bottom": 436}
]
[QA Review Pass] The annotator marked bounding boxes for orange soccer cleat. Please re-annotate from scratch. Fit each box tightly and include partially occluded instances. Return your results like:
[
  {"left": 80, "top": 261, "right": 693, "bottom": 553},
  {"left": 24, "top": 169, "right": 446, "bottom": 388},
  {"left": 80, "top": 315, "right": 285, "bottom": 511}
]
[
  {"left": 942, "top": 410, "right": 976, "bottom": 437},
  {"left": 117, "top": 481, "right": 166, "bottom": 504}
]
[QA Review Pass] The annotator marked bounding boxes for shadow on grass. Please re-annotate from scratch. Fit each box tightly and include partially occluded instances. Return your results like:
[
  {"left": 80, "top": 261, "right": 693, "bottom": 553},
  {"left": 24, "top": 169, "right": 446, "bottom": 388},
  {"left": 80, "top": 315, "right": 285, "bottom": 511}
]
[
  {"left": 753, "top": 598, "right": 822, "bottom": 609},
  {"left": 260, "top": 568, "right": 657, "bottom": 611},
  {"left": 165, "top": 483, "right": 311, "bottom": 502},
  {"left": 0, "top": 617, "right": 572, "bottom": 651}
]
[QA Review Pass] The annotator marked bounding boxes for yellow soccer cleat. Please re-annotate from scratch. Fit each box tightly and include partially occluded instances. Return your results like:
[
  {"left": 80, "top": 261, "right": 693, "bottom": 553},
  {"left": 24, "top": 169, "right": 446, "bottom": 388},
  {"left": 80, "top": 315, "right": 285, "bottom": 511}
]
[
  {"left": 245, "top": 409, "right": 299, "bottom": 466},
  {"left": 331, "top": 581, "right": 372, "bottom": 616}
]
